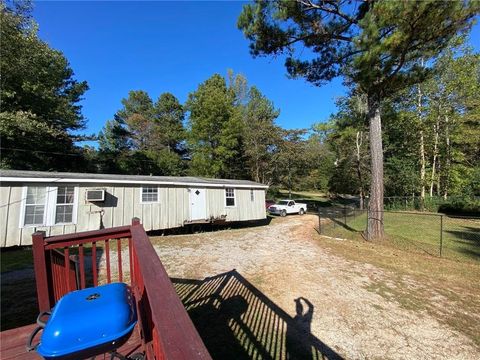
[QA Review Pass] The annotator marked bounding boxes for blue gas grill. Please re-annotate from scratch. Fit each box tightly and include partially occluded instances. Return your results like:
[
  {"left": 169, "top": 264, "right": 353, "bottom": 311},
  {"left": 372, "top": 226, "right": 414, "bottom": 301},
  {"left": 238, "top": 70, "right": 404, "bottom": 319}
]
[{"left": 27, "top": 282, "right": 143, "bottom": 360}]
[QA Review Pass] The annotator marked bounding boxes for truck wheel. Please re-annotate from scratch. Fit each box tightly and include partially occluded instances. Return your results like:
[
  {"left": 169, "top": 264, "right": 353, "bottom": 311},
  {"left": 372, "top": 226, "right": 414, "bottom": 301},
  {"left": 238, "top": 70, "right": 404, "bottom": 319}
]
[
  {"left": 281, "top": 210, "right": 287, "bottom": 217},
  {"left": 299, "top": 208, "right": 305, "bottom": 215}
]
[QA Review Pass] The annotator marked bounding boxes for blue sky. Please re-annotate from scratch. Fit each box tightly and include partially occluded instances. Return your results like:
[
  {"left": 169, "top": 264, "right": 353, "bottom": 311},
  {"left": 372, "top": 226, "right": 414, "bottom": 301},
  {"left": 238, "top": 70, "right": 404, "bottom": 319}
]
[{"left": 33, "top": 1, "right": 479, "bottom": 139}]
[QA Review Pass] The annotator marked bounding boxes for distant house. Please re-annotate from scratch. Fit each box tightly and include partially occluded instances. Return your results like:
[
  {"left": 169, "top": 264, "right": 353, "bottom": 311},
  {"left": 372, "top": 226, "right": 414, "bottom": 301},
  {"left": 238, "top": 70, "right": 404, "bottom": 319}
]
[{"left": 0, "top": 170, "right": 268, "bottom": 247}]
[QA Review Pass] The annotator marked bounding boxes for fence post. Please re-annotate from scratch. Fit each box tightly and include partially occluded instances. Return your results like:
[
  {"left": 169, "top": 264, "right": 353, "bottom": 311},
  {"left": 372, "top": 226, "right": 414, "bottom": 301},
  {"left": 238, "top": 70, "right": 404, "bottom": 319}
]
[
  {"left": 32, "top": 231, "right": 52, "bottom": 312},
  {"left": 344, "top": 206, "right": 347, "bottom": 226},
  {"left": 439, "top": 215, "right": 444, "bottom": 257}
]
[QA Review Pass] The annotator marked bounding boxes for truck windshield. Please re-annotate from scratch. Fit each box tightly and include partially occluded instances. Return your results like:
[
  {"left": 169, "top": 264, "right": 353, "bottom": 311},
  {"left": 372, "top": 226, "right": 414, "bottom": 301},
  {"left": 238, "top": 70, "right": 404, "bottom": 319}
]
[{"left": 278, "top": 201, "right": 289, "bottom": 205}]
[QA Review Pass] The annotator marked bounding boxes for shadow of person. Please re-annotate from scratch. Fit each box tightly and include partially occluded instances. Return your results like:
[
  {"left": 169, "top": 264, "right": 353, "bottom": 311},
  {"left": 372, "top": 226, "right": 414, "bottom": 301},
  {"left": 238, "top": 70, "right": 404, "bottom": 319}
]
[
  {"left": 188, "top": 295, "right": 251, "bottom": 360},
  {"left": 286, "top": 297, "right": 314, "bottom": 359}
]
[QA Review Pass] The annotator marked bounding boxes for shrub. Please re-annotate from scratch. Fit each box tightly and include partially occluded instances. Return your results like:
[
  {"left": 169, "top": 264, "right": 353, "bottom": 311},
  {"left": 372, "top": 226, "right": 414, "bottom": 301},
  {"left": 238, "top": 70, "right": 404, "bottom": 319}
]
[{"left": 438, "top": 197, "right": 480, "bottom": 216}]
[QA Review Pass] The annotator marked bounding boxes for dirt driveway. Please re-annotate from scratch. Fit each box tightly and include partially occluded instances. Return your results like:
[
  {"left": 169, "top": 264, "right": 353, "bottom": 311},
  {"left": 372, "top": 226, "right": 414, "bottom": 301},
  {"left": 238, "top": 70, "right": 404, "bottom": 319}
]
[{"left": 151, "top": 215, "right": 479, "bottom": 360}]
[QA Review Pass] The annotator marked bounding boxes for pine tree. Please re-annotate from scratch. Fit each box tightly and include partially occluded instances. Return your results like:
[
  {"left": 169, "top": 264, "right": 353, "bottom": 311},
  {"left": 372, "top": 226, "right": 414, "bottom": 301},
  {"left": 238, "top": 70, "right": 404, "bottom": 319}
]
[{"left": 238, "top": 0, "right": 479, "bottom": 240}]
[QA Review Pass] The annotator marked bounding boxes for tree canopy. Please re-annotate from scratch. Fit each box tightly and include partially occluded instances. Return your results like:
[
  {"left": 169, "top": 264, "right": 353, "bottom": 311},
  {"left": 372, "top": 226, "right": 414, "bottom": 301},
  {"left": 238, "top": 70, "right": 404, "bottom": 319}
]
[
  {"left": 0, "top": 1, "right": 89, "bottom": 170},
  {"left": 238, "top": 0, "right": 479, "bottom": 239}
]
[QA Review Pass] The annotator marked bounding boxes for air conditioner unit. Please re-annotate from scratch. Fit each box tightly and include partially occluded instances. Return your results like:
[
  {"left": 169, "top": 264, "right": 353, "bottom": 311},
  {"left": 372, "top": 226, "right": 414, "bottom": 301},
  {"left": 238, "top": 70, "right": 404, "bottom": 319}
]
[{"left": 86, "top": 189, "right": 105, "bottom": 202}]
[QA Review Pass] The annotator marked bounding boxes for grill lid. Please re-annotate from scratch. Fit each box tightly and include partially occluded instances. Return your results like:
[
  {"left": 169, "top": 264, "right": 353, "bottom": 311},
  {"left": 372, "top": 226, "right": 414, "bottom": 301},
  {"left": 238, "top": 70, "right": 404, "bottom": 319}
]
[{"left": 37, "top": 282, "right": 137, "bottom": 357}]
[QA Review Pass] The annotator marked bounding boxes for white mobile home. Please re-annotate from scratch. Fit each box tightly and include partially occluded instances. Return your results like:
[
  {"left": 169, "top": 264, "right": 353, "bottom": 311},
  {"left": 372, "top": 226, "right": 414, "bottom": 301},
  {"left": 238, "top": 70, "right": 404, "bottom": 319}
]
[{"left": 0, "top": 170, "right": 268, "bottom": 247}]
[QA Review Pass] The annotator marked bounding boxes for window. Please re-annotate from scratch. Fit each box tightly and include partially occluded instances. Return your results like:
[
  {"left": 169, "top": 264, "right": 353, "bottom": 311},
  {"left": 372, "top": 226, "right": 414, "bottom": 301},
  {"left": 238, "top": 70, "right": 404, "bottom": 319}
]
[
  {"left": 250, "top": 189, "right": 254, "bottom": 202},
  {"left": 22, "top": 185, "right": 78, "bottom": 227},
  {"left": 141, "top": 186, "right": 158, "bottom": 203},
  {"left": 225, "top": 188, "right": 235, "bottom": 207},
  {"left": 24, "top": 186, "right": 46, "bottom": 225},
  {"left": 55, "top": 186, "right": 75, "bottom": 224}
]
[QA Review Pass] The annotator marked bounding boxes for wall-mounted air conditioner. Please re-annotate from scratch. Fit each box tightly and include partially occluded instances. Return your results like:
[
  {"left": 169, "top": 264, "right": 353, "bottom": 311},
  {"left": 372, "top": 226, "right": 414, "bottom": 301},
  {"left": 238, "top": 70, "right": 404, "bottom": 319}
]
[{"left": 86, "top": 189, "right": 105, "bottom": 202}]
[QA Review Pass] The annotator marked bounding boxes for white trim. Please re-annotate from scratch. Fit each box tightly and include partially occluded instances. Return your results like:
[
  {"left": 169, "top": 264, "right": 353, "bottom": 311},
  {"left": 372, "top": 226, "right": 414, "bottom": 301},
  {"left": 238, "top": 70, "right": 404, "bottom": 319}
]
[
  {"left": 225, "top": 188, "right": 236, "bottom": 208},
  {"left": 140, "top": 186, "right": 160, "bottom": 204},
  {"left": 1, "top": 176, "right": 269, "bottom": 189},
  {"left": 54, "top": 185, "right": 78, "bottom": 225},
  {"left": 20, "top": 185, "right": 48, "bottom": 228},
  {"left": 19, "top": 184, "right": 79, "bottom": 228},
  {"left": 45, "top": 185, "right": 56, "bottom": 226}
]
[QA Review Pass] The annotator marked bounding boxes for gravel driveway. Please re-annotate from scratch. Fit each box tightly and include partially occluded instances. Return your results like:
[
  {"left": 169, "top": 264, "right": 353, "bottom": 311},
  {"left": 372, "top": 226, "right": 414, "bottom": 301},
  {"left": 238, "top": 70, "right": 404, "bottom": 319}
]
[{"left": 149, "top": 214, "right": 479, "bottom": 360}]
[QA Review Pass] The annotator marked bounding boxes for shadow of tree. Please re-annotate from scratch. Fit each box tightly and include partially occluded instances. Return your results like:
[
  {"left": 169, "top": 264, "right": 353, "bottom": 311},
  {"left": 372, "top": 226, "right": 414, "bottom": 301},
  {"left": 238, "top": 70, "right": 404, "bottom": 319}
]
[
  {"left": 445, "top": 225, "right": 480, "bottom": 259},
  {"left": 171, "top": 270, "right": 343, "bottom": 360},
  {"left": 445, "top": 226, "right": 480, "bottom": 243}
]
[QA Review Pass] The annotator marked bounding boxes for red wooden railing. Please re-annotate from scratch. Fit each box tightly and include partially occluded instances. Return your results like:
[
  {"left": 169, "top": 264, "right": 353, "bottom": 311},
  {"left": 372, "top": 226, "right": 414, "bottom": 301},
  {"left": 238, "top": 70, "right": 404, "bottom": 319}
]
[{"left": 32, "top": 218, "right": 211, "bottom": 360}]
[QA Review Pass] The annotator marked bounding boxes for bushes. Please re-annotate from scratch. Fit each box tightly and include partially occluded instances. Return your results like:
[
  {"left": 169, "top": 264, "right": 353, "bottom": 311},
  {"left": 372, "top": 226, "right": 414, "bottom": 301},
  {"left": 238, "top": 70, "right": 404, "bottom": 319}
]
[
  {"left": 438, "top": 198, "right": 480, "bottom": 216},
  {"left": 380, "top": 196, "right": 480, "bottom": 215}
]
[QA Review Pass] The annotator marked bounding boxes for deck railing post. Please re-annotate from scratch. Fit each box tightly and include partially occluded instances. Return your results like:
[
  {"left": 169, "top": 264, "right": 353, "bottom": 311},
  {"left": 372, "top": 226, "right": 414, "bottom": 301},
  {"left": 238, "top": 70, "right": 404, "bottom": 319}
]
[
  {"left": 32, "top": 231, "right": 53, "bottom": 312},
  {"left": 132, "top": 217, "right": 141, "bottom": 226}
]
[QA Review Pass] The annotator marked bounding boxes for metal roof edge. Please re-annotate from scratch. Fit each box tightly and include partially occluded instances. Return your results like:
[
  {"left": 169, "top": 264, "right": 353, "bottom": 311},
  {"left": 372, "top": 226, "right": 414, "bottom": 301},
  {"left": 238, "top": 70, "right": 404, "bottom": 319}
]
[{"left": 0, "top": 171, "right": 269, "bottom": 189}]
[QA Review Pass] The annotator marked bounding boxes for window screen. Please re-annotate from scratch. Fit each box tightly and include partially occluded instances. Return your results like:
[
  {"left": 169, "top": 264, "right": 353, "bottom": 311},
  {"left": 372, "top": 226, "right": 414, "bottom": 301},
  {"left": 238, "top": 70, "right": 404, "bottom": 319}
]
[
  {"left": 55, "top": 186, "right": 75, "bottom": 224},
  {"left": 24, "top": 186, "right": 46, "bottom": 225},
  {"left": 142, "top": 186, "right": 158, "bottom": 202},
  {"left": 225, "top": 188, "right": 235, "bottom": 207}
]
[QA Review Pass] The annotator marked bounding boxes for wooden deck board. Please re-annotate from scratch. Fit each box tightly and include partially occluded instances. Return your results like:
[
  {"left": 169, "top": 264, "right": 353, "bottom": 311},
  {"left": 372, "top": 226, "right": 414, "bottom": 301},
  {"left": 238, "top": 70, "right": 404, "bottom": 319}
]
[{"left": 0, "top": 323, "right": 143, "bottom": 359}]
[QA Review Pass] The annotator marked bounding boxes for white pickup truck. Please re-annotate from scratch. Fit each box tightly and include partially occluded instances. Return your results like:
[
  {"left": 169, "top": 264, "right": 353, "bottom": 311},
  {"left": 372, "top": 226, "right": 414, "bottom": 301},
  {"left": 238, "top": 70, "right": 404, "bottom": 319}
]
[{"left": 268, "top": 200, "right": 307, "bottom": 217}]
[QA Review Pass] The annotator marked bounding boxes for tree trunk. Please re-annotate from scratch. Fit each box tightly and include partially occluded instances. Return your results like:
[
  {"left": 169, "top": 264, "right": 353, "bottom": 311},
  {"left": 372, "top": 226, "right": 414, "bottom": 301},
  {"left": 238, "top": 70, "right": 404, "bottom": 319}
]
[
  {"left": 429, "top": 115, "right": 440, "bottom": 197},
  {"left": 367, "top": 96, "right": 384, "bottom": 241},
  {"left": 420, "top": 130, "right": 426, "bottom": 209},
  {"left": 417, "top": 75, "right": 426, "bottom": 211},
  {"left": 355, "top": 131, "right": 365, "bottom": 210},
  {"left": 443, "top": 114, "right": 450, "bottom": 200}
]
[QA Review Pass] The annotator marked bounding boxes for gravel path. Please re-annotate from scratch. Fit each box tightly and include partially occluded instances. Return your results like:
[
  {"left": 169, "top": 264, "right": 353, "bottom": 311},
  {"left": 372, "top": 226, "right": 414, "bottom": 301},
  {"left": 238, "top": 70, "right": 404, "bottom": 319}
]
[{"left": 149, "top": 215, "right": 479, "bottom": 360}]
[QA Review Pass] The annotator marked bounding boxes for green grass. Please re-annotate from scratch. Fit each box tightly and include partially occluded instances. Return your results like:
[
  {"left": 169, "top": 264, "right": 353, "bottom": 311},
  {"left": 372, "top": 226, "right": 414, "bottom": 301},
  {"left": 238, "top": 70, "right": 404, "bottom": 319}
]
[
  {"left": 1, "top": 248, "right": 38, "bottom": 331},
  {"left": 1, "top": 248, "right": 33, "bottom": 273},
  {"left": 1, "top": 276, "right": 38, "bottom": 331},
  {"left": 276, "top": 189, "right": 356, "bottom": 212},
  {"left": 315, "top": 231, "right": 480, "bottom": 347},
  {"left": 322, "top": 211, "right": 480, "bottom": 262}
]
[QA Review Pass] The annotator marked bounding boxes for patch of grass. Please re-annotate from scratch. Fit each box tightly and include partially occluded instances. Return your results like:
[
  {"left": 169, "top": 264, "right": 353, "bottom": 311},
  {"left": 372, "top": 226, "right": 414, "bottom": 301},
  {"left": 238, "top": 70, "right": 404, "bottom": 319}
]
[
  {"left": 278, "top": 189, "right": 328, "bottom": 200},
  {"left": 1, "top": 275, "right": 38, "bottom": 331},
  {"left": 276, "top": 189, "right": 351, "bottom": 212},
  {"left": 315, "top": 233, "right": 480, "bottom": 347},
  {"left": 365, "top": 281, "right": 429, "bottom": 312},
  {"left": 322, "top": 212, "right": 480, "bottom": 262},
  {"left": 1, "top": 247, "right": 33, "bottom": 272}
]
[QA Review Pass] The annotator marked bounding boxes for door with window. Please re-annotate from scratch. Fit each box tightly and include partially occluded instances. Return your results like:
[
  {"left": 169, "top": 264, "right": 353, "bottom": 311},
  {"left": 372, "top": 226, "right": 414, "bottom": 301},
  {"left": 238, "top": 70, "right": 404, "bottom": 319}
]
[{"left": 190, "top": 188, "right": 206, "bottom": 220}]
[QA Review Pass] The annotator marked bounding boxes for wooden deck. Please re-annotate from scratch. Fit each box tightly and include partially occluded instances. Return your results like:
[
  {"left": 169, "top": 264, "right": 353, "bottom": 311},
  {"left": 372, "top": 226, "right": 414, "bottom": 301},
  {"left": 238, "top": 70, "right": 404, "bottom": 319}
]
[
  {"left": 1, "top": 220, "right": 211, "bottom": 360},
  {"left": 0, "top": 323, "right": 142, "bottom": 359}
]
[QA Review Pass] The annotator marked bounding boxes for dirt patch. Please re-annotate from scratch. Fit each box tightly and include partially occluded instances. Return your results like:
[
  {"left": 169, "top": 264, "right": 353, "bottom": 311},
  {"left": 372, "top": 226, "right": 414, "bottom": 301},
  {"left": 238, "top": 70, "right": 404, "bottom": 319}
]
[{"left": 151, "top": 215, "right": 479, "bottom": 359}]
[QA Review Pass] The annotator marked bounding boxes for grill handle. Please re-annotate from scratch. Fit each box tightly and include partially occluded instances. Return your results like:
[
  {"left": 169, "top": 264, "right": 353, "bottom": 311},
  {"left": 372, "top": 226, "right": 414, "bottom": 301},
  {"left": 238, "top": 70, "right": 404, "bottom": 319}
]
[
  {"left": 26, "top": 311, "right": 51, "bottom": 352},
  {"left": 36, "top": 311, "right": 51, "bottom": 327},
  {"left": 26, "top": 326, "right": 43, "bottom": 352}
]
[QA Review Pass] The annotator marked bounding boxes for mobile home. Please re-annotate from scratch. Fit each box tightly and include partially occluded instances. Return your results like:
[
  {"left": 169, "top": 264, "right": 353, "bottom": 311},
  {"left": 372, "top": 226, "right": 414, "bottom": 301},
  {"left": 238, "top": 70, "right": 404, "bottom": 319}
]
[{"left": 0, "top": 170, "right": 268, "bottom": 247}]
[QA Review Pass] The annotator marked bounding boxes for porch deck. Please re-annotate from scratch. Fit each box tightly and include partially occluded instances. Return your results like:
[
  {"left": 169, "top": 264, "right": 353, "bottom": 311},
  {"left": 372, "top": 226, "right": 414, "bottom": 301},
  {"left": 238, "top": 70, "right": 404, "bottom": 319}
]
[
  {"left": 0, "top": 324, "right": 142, "bottom": 359},
  {"left": 0, "top": 219, "right": 211, "bottom": 360}
]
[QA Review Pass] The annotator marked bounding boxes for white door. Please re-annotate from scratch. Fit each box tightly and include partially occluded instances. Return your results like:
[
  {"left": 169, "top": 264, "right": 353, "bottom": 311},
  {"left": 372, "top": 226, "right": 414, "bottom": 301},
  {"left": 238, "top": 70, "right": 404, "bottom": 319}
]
[{"left": 190, "top": 188, "right": 207, "bottom": 220}]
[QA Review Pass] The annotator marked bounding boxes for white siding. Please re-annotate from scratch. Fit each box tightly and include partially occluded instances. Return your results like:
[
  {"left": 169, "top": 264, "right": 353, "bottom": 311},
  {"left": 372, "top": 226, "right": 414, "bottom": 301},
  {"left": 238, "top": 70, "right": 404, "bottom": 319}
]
[{"left": 0, "top": 182, "right": 266, "bottom": 247}]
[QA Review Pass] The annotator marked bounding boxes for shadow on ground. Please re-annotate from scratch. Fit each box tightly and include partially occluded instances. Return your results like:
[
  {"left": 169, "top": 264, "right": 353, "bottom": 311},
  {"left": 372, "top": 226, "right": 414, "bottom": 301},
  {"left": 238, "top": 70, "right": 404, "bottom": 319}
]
[
  {"left": 149, "top": 217, "right": 273, "bottom": 236},
  {"left": 445, "top": 225, "right": 480, "bottom": 259},
  {"left": 172, "top": 269, "right": 343, "bottom": 360}
]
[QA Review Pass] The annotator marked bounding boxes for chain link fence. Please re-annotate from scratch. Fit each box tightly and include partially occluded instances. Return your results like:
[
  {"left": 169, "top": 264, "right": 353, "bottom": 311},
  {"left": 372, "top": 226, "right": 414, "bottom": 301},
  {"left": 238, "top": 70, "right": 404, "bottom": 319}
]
[{"left": 317, "top": 207, "right": 480, "bottom": 262}]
